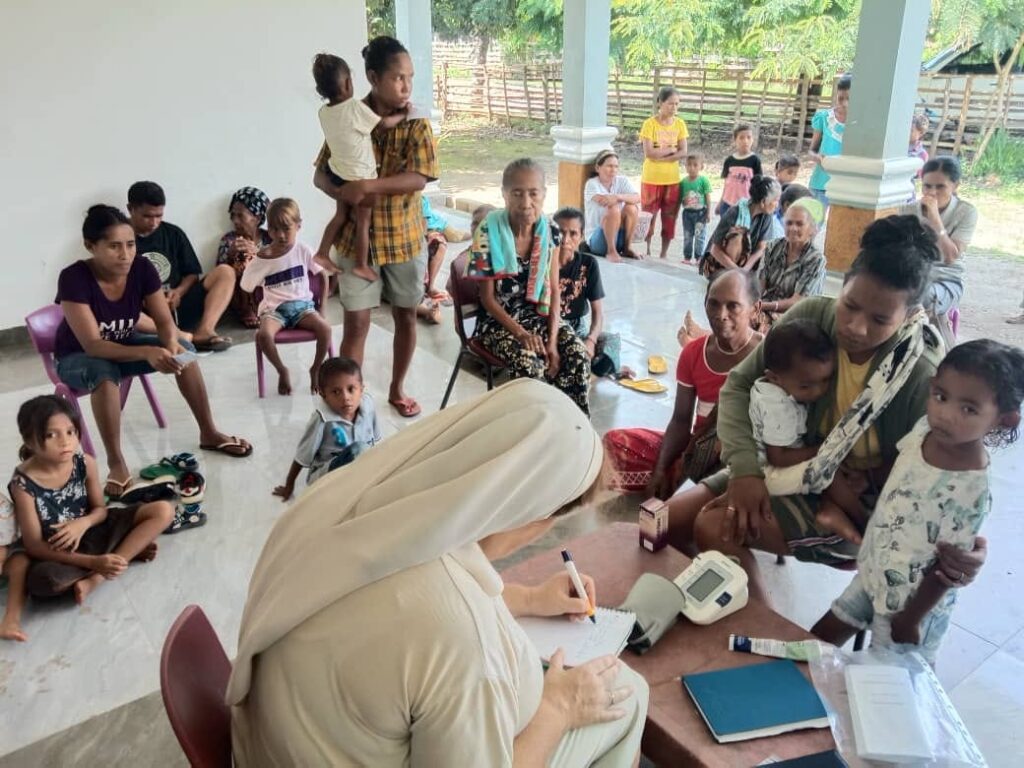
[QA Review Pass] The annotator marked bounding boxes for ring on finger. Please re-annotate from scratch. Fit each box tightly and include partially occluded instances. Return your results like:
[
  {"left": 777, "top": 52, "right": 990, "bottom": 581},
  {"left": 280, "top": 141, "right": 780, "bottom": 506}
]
[
  {"left": 955, "top": 570, "right": 965, "bottom": 583},
  {"left": 725, "top": 505, "right": 737, "bottom": 515},
  {"left": 608, "top": 689, "right": 615, "bottom": 707}
]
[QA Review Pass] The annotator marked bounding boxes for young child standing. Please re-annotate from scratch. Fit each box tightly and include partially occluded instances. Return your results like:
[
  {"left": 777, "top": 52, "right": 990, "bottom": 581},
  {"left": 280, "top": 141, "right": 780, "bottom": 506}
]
[
  {"left": 716, "top": 123, "right": 763, "bottom": 216},
  {"left": 809, "top": 75, "right": 852, "bottom": 209},
  {"left": 273, "top": 357, "right": 382, "bottom": 501},
  {"left": 312, "top": 53, "right": 406, "bottom": 283},
  {"left": 679, "top": 153, "right": 713, "bottom": 264},
  {"left": 9, "top": 396, "right": 173, "bottom": 607},
  {"left": 813, "top": 340, "right": 1024, "bottom": 664},
  {"left": 241, "top": 198, "right": 333, "bottom": 396}
]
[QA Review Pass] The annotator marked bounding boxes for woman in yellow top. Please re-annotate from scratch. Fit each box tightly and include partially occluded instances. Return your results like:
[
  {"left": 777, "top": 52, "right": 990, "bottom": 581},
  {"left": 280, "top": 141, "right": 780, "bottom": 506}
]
[{"left": 638, "top": 86, "right": 689, "bottom": 259}]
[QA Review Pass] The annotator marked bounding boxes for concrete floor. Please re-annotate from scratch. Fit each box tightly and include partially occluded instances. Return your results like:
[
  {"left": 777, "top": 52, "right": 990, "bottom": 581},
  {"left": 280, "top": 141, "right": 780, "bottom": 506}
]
[{"left": 1, "top": 208, "right": 1022, "bottom": 767}]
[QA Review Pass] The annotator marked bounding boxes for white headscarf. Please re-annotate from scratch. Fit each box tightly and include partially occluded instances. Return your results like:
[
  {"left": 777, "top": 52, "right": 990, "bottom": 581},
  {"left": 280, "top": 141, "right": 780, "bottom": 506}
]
[{"left": 227, "top": 379, "right": 604, "bottom": 705}]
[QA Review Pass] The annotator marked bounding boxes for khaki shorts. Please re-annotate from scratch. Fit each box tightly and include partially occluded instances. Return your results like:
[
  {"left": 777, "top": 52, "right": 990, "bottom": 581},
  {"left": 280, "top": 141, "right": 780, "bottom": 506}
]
[{"left": 335, "top": 242, "right": 427, "bottom": 312}]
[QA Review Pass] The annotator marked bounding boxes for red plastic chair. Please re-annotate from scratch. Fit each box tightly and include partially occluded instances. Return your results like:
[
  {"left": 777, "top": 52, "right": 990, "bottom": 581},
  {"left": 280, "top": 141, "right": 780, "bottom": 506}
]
[
  {"left": 24, "top": 305, "right": 167, "bottom": 457},
  {"left": 160, "top": 605, "right": 232, "bottom": 768},
  {"left": 255, "top": 273, "right": 335, "bottom": 397},
  {"left": 440, "top": 252, "right": 506, "bottom": 409}
]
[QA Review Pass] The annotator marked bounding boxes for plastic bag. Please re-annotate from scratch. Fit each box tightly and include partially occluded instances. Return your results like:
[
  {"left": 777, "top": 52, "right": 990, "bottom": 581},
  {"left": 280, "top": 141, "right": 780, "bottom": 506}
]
[{"left": 808, "top": 645, "right": 988, "bottom": 768}]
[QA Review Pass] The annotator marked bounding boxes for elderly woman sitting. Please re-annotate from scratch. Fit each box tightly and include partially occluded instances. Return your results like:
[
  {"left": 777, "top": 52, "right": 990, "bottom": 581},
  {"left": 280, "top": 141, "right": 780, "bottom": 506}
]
[
  {"left": 229, "top": 380, "right": 648, "bottom": 767},
  {"left": 215, "top": 187, "right": 272, "bottom": 328},
  {"left": 756, "top": 197, "right": 826, "bottom": 330},
  {"left": 470, "top": 158, "right": 592, "bottom": 415},
  {"left": 700, "top": 175, "right": 781, "bottom": 278}
]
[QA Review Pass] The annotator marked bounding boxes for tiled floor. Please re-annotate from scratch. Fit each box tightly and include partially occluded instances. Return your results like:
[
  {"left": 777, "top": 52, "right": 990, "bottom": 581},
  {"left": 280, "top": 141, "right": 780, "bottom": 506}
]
[{"left": 1, "top": 209, "right": 1022, "bottom": 766}]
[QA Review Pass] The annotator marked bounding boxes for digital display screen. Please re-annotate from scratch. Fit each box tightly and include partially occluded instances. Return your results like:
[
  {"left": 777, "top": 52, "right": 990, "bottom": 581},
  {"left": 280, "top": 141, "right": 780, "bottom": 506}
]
[{"left": 687, "top": 569, "right": 725, "bottom": 601}]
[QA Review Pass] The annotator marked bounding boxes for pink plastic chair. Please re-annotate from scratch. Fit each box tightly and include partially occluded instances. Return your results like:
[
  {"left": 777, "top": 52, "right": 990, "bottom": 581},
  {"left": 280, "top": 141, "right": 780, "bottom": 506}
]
[
  {"left": 24, "top": 305, "right": 167, "bottom": 457},
  {"left": 160, "top": 605, "right": 232, "bottom": 768},
  {"left": 255, "top": 273, "right": 335, "bottom": 397}
]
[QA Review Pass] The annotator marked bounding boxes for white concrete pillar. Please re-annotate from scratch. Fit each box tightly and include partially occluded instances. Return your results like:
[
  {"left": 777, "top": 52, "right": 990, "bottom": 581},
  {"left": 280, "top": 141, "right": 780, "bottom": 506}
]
[
  {"left": 551, "top": 0, "right": 617, "bottom": 207},
  {"left": 822, "top": 0, "right": 931, "bottom": 270},
  {"left": 395, "top": 0, "right": 440, "bottom": 130}
]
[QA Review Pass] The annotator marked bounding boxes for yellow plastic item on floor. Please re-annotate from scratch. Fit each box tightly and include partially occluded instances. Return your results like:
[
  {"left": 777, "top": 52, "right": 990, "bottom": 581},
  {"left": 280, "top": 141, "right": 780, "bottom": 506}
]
[
  {"left": 618, "top": 377, "right": 668, "bottom": 394},
  {"left": 647, "top": 355, "right": 668, "bottom": 375}
]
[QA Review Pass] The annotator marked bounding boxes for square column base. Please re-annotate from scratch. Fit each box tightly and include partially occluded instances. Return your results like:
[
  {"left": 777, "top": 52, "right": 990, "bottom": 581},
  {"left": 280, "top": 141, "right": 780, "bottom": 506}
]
[
  {"left": 558, "top": 161, "right": 591, "bottom": 209},
  {"left": 824, "top": 204, "right": 901, "bottom": 272}
]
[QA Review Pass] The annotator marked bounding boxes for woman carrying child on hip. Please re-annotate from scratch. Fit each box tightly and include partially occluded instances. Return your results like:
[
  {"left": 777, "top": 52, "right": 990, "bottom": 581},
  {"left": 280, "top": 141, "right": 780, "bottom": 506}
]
[
  {"left": 272, "top": 357, "right": 382, "bottom": 501},
  {"left": 312, "top": 53, "right": 406, "bottom": 283},
  {"left": 241, "top": 199, "right": 333, "bottom": 396},
  {"left": 813, "top": 340, "right": 1024, "bottom": 664},
  {"left": 7, "top": 396, "right": 173, "bottom": 617}
]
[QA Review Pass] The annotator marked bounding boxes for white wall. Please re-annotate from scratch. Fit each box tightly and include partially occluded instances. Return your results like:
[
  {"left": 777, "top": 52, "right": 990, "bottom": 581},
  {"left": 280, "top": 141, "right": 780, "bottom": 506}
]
[{"left": 0, "top": 0, "right": 368, "bottom": 331}]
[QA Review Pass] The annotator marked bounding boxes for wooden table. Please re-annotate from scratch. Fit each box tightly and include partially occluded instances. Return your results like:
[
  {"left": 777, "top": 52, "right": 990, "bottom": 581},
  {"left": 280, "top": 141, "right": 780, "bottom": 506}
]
[{"left": 501, "top": 522, "right": 836, "bottom": 767}]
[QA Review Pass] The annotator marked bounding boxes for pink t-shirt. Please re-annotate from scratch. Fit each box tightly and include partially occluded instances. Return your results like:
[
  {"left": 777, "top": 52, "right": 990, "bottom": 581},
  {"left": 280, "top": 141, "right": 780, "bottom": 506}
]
[{"left": 240, "top": 241, "right": 323, "bottom": 314}]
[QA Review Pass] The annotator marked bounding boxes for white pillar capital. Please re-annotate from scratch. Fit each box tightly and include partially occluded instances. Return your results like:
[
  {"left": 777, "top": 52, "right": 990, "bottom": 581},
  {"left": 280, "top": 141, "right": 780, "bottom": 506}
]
[
  {"left": 395, "top": 0, "right": 438, "bottom": 128},
  {"left": 823, "top": 155, "right": 922, "bottom": 209},
  {"left": 551, "top": 126, "right": 619, "bottom": 164}
]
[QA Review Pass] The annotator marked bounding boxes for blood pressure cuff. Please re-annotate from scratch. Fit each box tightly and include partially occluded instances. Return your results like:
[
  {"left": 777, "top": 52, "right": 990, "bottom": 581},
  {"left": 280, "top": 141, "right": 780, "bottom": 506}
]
[{"left": 618, "top": 573, "right": 686, "bottom": 655}]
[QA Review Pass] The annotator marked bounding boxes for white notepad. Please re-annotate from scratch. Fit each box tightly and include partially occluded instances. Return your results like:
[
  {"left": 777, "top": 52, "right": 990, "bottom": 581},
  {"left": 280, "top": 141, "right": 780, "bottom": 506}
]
[
  {"left": 846, "top": 664, "right": 933, "bottom": 762},
  {"left": 517, "top": 608, "right": 636, "bottom": 667}
]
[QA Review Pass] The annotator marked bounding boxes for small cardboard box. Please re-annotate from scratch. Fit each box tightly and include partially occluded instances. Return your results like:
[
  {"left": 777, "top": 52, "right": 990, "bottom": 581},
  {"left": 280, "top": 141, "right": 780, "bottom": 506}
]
[{"left": 639, "top": 497, "right": 669, "bottom": 552}]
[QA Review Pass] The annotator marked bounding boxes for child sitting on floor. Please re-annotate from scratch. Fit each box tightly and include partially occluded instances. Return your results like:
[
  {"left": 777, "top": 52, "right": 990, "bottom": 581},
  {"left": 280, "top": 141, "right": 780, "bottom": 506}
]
[
  {"left": 9, "top": 395, "right": 173, "bottom": 608},
  {"left": 813, "top": 340, "right": 1024, "bottom": 664},
  {"left": 312, "top": 52, "right": 407, "bottom": 283},
  {"left": 273, "top": 357, "right": 383, "bottom": 501},
  {"left": 748, "top": 322, "right": 864, "bottom": 540},
  {"left": 241, "top": 198, "right": 333, "bottom": 396}
]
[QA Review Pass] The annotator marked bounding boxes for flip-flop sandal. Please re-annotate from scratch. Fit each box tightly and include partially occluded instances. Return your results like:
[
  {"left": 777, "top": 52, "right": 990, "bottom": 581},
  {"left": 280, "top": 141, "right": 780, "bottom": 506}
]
[
  {"left": 117, "top": 479, "right": 178, "bottom": 505},
  {"left": 164, "top": 503, "right": 207, "bottom": 534},
  {"left": 200, "top": 436, "right": 253, "bottom": 457},
  {"left": 428, "top": 289, "right": 453, "bottom": 306},
  {"left": 177, "top": 470, "right": 206, "bottom": 504},
  {"left": 647, "top": 355, "right": 668, "bottom": 375},
  {"left": 193, "top": 335, "right": 232, "bottom": 352},
  {"left": 140, "top": 453, "right": 199, "bottom": 480},
  {"left": 104, "top": 475, "right": 134, "bottom": 499},
  {"left": 388, "top": 397, "right": 422, "bottom": 418},
  {"left": 618, "top": 377, "right": 668, "bottom": 394}
]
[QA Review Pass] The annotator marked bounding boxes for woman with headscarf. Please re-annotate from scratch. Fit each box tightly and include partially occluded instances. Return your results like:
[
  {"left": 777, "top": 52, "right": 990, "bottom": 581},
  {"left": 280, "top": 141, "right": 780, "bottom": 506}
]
[
  {"left": 228, "top": 379, "right": 648, "bottom": 767},
  {"left": 216, "top": 186, "right": 271, "bottom": 328}
]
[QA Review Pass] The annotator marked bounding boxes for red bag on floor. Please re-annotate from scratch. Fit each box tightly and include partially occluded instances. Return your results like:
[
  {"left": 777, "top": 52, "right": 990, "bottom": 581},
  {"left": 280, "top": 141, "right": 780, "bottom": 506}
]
[{"left": 603, "top": 428, "right": 665, "bottom": 492}]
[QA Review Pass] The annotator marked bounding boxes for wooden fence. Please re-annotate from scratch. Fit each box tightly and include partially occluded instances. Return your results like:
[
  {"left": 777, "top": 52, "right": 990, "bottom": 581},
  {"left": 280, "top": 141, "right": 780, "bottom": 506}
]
[{"left": 434, "top": 60, "right": 1024, "bottom": 156}]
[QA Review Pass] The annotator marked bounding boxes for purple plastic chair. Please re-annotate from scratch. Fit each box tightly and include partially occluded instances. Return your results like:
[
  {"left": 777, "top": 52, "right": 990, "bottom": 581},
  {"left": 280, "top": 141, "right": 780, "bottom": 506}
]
[
  {"left": 24, "top": 305, "right": 167, "bottom": 457},
  {"left": 255, "top": 273, "right": 335, "bottom": 397},
  {"left": 160, "top": 605, "right": 232, "bottom": 768}
]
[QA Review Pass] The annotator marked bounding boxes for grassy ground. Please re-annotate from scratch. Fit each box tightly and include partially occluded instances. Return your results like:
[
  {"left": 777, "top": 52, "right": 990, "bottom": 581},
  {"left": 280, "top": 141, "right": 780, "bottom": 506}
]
[{"left": 436, "top": 116, "right": 1024, "bottom": 345}]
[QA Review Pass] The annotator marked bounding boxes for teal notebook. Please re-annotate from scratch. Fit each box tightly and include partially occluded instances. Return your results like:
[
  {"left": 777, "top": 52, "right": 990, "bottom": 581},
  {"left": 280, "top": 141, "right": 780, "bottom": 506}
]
[{"left": 682, "top": 659, "right": 829, "bottom": 743}]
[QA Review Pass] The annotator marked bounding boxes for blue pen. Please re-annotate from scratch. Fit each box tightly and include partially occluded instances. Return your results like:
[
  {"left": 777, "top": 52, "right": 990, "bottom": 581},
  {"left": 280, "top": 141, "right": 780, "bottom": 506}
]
[{"left": 561, "top": 549, "right": 596, "bottom": 624}]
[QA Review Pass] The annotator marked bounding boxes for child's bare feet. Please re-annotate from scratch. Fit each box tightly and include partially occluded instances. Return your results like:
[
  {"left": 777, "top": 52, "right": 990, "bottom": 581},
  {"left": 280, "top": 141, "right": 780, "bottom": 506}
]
[
  {"left": 351, "top": 264, "right": 378, "bottom": 283},
  {"left": 73, "top": 574, "right": 103, "bottom": 605},
  {"left": 816, "top": 502, "right": 863, "bottom": 545},
  {"left": 132, "top": 542, "right": 158, "bottom": 563},
  {"left": 309, "top": 363, "right": 321, "bottom": 395},
  {"left": 277, "top": 369, "right": 292, "bottom": 396},
  {"left": 0, "top": 617, "right": 27, "bottom": 642},
  {"left": 606, "top": 250, "right": 622, "bottom": 263}
]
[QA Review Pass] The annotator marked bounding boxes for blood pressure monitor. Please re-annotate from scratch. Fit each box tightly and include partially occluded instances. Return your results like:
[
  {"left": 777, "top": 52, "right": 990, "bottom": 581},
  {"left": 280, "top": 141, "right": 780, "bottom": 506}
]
[{"left": 672, "top": 551, "right": 749, "bottom": 625}]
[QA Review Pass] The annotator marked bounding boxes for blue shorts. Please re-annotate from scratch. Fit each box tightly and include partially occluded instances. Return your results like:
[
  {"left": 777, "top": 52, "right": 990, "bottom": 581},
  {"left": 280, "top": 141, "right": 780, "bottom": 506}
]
[
  {"left": 588, "top": 228, "right": 626, "bottom": 257},
  {"left": 56, "top": 334, "right": 196, "bottom": 392},
  {"left": 262, "top": 299, "right": 317, "bottom": 328},
  {"left": 831, "top": 572, "right": 953, "bottom": 665}
]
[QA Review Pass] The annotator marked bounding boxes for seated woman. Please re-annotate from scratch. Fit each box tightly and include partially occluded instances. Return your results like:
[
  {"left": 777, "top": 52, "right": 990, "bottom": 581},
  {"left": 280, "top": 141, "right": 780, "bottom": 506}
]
[
  {"left": 584, "top": 149, "right": 641, "bottom": 262},
  {"left": 228, "top": 379, "right": 648, "bottom": 767},
  {"left": 54, "top": 205, "right": 252, "bottom": 497},
  {"left": 756, "top": 198, "right": 826, "bottom": 330},
  {"left": 554, "top": 207, "right": 605, "bottom": 352},
  {"left": 604, "top": 270, "right": 763, "bottom": 500},
  {"left": 215, "top": 187, "right": 271, "bottom": 329},
  {"left": 470, "top": 159, "right": 592, "bottom": 415},
  {"left": 899, "top": 156, "right": 978, "bottom": 348},
  {"left": 665, "top": 216, "right": 987, "bottom": 602},
  {"left": 700, "top": 175, "right": 781, "bottom": 279}
]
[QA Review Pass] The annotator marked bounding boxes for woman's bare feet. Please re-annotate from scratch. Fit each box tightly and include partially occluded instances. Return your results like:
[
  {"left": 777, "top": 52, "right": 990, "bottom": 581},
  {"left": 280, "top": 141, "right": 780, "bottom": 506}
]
[
  {"left": 309, "top": 363, "right": 322, "bottom": 395},
  {"left": 351, "top": 264, "right": 379, "bottom": 283},
  {"left": 606, "top": 251, "right": 622, "bottom": 263},
  {"left": 277, "top": 368, "right": 292, "bottom": 396},
  {"left": 0, "top": 617, "right": 27, "bottom": 642},
  {"left": 73, "top": 574, "right": 104, "bottom": 605},
  {"left": 132, "top": 542, "right": 159, "bottom": 563}
]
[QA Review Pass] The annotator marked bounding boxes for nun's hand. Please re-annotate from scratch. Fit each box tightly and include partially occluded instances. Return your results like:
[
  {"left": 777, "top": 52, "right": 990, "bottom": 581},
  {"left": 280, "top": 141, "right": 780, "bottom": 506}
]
[{"left": 528, "top": 571, "right": 596, "bottom": 620}]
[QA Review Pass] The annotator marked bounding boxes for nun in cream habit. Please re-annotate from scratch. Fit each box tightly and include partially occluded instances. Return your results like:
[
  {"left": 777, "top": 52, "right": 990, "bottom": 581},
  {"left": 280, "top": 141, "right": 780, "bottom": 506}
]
[{"left": 228, "top": 379, "right": 649, "bottom": 767}]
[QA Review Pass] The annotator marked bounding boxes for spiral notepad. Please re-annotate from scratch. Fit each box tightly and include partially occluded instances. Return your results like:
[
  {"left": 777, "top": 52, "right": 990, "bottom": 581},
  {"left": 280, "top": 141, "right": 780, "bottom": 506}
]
[{"left": 517, "top": 608, "right": 637, "bottom": 667}]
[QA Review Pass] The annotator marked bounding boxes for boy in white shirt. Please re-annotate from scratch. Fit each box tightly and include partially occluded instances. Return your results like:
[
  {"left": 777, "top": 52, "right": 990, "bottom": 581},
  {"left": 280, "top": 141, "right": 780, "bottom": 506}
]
[{"left": 312, "top": 53, "right": 406, "bottom": 283}]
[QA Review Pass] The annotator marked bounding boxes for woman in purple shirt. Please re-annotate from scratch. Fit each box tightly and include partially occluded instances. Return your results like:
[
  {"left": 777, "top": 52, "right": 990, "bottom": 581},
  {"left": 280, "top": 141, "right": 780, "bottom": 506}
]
[{"left": 55, "top": 205, "right": 252, "bottom": 497}]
